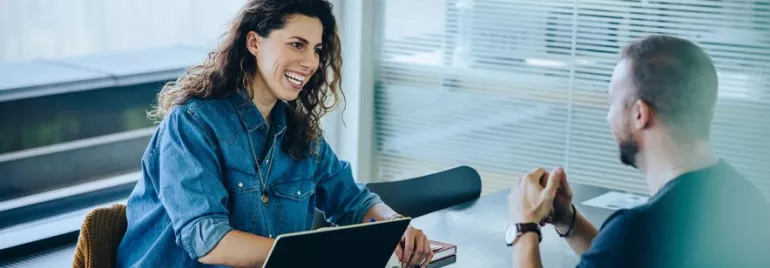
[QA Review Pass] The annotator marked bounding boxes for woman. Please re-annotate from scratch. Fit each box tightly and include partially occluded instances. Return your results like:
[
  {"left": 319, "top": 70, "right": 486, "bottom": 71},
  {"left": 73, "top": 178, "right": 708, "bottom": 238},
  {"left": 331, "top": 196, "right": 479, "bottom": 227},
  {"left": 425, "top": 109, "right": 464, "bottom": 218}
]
[{"left": 116, "top": 0, "right": 433, "bottom": 267}]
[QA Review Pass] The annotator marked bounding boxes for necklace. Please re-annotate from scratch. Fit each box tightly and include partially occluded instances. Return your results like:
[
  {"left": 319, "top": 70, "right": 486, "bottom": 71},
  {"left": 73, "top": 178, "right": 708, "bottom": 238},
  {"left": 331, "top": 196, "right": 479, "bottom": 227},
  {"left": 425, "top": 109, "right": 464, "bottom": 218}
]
[
  {"left": 245, "top": 130, "right": 275, "bottom": 204},
  {"left": 246, "top": 129, "right": 275, "bottom": 204},
  {"left": 231, "top": 94, "right": 275, "bottom": 204}
]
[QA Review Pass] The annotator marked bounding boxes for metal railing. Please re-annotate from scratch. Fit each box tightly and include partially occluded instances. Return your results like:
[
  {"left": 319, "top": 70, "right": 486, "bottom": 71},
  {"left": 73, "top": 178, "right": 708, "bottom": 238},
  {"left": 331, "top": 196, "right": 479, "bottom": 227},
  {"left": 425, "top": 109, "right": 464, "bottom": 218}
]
[{"left": 0, "top": 46, "right": 208, "bottom": 260}]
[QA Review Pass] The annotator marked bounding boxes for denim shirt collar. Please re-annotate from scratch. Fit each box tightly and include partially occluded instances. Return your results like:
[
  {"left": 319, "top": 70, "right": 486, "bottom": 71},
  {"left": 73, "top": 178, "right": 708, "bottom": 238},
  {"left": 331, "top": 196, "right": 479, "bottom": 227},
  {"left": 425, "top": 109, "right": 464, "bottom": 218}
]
[{"left": 228, "top": 89, "right": 288, "bottom": 136}]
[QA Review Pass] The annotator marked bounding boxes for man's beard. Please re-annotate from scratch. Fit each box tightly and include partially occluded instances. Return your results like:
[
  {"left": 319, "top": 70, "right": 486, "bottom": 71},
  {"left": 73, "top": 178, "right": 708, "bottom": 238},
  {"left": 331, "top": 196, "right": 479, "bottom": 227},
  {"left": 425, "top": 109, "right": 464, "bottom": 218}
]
[{"left": 618, "top": 130, "right": 640, "bottom": 169}]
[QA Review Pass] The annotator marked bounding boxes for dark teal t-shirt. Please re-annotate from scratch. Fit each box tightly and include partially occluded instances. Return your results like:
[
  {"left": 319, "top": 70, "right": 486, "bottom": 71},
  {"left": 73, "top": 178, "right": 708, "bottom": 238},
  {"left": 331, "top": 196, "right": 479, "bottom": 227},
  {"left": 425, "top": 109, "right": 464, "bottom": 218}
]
[{"left": 577, "top": 161, "right": 770, "bottom": 268}]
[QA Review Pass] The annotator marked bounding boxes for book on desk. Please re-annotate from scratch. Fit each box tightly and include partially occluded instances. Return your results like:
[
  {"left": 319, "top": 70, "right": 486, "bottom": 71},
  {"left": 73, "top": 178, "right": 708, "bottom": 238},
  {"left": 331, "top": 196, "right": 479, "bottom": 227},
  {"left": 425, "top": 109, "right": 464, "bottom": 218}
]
[
  {"left": 429, "top": 240, "right": 456, "bottom": 267},
  {"left": 386, "top": 240, "right": 457, "bottom": 268}
]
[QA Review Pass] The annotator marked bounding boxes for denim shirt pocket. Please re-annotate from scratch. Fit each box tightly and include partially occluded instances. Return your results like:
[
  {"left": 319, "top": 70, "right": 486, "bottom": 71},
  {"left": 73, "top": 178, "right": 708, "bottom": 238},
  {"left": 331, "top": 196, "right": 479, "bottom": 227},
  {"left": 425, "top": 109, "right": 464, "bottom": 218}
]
[
  {"left": 271, "top": 178, "right": 316, "bottom": 233},
  {"left": 222, "top": 166, "right": 261, "bottom": 233}
]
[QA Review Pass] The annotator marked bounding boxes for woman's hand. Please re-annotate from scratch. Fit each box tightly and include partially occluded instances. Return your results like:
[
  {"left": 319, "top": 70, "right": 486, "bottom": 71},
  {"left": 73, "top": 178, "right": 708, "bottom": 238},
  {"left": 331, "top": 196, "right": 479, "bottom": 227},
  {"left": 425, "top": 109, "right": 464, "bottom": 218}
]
[{"left": 394, "top": 225, "right": 434, "bottom": 268}]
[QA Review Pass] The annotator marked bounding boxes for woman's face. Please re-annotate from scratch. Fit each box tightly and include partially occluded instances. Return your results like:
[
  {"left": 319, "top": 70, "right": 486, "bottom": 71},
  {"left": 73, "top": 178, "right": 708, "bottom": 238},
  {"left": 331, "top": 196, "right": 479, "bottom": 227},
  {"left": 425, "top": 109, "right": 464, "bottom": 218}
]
[{"left": 247, "top": 14, "right": 323, "bottom": 102}]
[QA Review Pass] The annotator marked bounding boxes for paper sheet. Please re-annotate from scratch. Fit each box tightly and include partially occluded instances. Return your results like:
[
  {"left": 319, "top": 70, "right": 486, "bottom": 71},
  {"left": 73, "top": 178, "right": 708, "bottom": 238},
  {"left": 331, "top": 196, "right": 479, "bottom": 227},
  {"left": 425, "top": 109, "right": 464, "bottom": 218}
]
[{"left": 581, "top": 191, "right": 649, "bottom": 210}]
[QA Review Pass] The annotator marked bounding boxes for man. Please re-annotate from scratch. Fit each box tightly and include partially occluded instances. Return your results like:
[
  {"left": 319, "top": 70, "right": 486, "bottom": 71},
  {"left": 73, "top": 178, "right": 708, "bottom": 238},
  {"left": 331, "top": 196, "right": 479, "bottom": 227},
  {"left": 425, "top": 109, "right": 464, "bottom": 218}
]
[{"left": 508, "top": 35, "right": 770, "bottom": 267}]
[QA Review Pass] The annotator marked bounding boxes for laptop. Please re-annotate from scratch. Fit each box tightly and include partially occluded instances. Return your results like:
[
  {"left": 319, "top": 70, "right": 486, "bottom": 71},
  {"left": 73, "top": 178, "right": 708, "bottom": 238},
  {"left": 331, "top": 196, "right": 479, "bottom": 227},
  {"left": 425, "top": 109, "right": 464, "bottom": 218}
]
[{"left": 263, "top": 217, "right": 411, "bottom": 268}]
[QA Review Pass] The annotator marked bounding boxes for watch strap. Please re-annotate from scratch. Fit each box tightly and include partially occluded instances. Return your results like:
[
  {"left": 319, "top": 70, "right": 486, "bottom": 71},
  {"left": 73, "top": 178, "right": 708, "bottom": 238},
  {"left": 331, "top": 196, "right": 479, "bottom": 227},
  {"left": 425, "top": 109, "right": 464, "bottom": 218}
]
[{"left": 515, "top": 222, "right": 542, "bottom": 243}]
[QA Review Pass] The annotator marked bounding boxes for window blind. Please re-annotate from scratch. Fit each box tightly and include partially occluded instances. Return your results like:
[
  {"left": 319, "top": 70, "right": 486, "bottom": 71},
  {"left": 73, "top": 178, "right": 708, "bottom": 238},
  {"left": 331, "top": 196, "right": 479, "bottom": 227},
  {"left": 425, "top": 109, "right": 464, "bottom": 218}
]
[{"left": 372, "top": 0, "right": 770, "bottom": 196}]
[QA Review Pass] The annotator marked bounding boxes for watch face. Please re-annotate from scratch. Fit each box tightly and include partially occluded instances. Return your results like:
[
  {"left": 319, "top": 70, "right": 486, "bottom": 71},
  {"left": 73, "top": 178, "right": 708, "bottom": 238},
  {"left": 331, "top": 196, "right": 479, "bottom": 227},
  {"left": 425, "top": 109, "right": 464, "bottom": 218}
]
[{"left": 505, "top": 224, "right": 516, "bottom": 245}]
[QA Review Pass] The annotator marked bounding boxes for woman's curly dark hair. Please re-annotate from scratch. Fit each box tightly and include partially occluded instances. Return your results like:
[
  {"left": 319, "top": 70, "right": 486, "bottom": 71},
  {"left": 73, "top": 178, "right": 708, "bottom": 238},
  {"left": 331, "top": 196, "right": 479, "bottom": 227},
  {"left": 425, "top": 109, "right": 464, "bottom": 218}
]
[{"left": 148, "top": 0, "right": 342, "bottom": 159}]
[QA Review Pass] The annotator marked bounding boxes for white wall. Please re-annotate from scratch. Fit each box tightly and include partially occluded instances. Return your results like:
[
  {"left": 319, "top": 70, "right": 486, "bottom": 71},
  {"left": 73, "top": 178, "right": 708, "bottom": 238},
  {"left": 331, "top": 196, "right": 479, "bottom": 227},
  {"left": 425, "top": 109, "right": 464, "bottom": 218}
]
[
  {"left": 326, "top": 0, "right": 376, "bottom": 182},
  {"left": 0, "top": 0, "right": 373, "bottom": 181},
  {"left": 0, "top": 0, "right": 247, "bottom": 62}
]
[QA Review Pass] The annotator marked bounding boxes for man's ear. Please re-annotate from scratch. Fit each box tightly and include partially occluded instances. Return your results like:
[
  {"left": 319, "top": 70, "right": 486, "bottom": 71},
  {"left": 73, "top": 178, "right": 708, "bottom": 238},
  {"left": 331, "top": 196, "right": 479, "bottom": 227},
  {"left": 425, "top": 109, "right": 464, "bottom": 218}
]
[
  {"left": 246, "top": 31, "right": 260, "bottom": 56},
  {"left": 632, "top": 99, "right": 652, "bottom": 130}
]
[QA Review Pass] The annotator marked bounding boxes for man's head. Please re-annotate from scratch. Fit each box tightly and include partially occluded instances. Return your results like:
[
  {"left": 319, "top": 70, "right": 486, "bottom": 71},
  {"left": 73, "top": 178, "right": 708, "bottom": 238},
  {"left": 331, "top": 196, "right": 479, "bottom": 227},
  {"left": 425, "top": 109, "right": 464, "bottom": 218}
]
[{"left": 607, "top": 35, "right": 718, "bottom": 168}]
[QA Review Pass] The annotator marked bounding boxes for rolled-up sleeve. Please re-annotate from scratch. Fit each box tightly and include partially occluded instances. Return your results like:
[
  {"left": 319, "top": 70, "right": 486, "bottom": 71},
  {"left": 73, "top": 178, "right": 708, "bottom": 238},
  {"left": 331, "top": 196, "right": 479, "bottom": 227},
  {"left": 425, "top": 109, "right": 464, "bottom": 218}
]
[
  {"left": 156, "top": 107, "right": 233, "bottom": 260},
  {"left": 314, "top": 136, "right": 382, "bottom": 226}
]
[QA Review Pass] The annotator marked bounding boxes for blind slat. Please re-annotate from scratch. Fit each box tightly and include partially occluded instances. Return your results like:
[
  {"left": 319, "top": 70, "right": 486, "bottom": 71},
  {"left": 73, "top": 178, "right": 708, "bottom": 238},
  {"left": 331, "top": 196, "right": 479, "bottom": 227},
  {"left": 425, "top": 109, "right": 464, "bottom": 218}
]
[{"left": 374, "top": 0, "right": 770, "bottom": 198}]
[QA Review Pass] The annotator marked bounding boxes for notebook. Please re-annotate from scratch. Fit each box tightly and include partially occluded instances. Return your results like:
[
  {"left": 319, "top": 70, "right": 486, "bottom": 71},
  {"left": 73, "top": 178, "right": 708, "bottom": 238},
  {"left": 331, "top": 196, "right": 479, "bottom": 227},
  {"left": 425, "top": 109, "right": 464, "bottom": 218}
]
[
  {"left": 385, "top": 240, "right": 457, "bottom": 268},
  {"left": 429, "top": 240, "right": 457, "bottom": 263}
]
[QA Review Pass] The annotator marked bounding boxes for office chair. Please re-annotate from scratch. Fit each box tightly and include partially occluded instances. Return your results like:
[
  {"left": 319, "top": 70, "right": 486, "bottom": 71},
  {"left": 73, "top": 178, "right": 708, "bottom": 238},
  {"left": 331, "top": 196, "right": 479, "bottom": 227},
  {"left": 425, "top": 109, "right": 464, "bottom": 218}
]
[
  {"left": 366, "top": 165, "right": 482, "bottom": 218},
  {"left": 312, "top": 165, "right": 482, "bottom": 229},
  {"left": 72, "top": 204, "right": 127, "bottom": 268}
]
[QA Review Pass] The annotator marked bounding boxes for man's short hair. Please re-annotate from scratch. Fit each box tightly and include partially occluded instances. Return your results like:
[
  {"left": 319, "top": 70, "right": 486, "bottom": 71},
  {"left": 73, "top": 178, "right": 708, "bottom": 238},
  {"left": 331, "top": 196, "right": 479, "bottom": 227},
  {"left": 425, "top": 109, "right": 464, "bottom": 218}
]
[{"left": 622, "top": 35, "right": 718, "bottom": 140}]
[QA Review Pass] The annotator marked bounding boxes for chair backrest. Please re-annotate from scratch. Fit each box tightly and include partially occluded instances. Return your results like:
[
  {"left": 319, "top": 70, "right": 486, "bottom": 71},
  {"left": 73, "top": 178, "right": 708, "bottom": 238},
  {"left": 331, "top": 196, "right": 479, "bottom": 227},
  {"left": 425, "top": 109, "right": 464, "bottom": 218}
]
[
  {"left": 365, "top": 166, "right": 482, "bottom": 218},
  {"left": 72, "top": 204, "right": 127, "bottom": 268}
]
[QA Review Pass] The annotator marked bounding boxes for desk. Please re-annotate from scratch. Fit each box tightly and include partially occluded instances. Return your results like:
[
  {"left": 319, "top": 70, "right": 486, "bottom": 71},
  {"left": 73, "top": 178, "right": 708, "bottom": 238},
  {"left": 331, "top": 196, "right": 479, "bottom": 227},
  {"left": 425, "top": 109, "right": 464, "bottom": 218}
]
[{"left": 414, "top": 183, "right": 618, "bottom": 268}]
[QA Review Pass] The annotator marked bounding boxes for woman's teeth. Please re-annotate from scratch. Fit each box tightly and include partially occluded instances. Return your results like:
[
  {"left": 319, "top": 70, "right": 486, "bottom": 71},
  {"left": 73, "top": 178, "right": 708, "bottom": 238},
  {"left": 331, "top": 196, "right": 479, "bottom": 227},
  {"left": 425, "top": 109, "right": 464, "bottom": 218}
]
[{"left": 285, "top": 72, "right": 305, "bottom": 85}]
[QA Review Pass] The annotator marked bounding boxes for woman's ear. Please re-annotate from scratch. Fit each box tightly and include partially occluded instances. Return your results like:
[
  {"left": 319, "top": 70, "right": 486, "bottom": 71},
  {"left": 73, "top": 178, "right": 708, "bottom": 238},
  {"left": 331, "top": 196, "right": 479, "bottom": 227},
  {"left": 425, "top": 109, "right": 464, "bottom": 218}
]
[{"left": 246, "top": 31, "right": 260, "bottom": 56}]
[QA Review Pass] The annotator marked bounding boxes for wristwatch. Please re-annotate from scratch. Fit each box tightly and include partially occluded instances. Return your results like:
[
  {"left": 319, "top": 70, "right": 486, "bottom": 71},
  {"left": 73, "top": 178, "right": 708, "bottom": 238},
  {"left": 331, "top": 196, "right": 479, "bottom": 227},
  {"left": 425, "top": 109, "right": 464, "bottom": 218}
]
[{"left": 505, "top": 223, "right": 542, "bottom": 246}]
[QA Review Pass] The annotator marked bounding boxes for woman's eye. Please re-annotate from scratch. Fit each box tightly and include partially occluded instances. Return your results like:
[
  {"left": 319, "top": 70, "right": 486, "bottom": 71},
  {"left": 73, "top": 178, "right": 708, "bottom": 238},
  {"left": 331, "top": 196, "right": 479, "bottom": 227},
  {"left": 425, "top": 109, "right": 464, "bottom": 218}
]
[
  {"left": 291, "top": 42, "right": 303, "bottom": 49},
  {"left": 314, "top": 48, "right": 322, "bottom": 54}
]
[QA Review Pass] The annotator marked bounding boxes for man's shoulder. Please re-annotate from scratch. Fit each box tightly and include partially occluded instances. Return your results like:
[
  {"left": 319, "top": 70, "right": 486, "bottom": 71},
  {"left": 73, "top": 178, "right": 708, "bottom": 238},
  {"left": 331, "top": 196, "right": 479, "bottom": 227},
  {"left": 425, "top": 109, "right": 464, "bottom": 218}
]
[
  {"left": 578, "top": 208, "right": 647, "bottom": 267},
  {"left": 600, "top": 208, "right": 632, "bottom": 227},
  {"left": 596, "top": 207, "right": 645, "bottom": 241},
  {"left": 599, "top": 203, "right": 650, "bottom": 228}
]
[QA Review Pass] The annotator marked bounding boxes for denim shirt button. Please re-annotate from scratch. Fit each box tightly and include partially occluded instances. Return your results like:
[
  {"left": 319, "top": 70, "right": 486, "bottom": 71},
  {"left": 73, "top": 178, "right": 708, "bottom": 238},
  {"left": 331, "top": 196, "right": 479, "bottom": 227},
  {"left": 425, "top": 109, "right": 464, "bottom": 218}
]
[
  {"left": 297, "top": 191, "right": 301, "bottom": 195},
  {"left": 238, "top": 182, "right": 243, "bottom": 188}
]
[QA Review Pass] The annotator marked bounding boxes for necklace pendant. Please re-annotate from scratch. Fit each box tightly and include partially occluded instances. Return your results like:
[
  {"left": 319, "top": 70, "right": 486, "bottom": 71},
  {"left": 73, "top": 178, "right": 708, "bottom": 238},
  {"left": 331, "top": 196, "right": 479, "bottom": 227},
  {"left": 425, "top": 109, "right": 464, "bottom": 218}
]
[{"left": 261, "top": 193, "right": 270, "bottom": 204}]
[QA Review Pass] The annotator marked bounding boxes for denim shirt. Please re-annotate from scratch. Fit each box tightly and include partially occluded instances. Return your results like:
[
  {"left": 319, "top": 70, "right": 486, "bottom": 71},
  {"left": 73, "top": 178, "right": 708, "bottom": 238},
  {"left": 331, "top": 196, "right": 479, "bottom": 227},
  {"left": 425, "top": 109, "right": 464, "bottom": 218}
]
[{"left": 116, "top": 91, "right": 382, "bottom": 267}]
